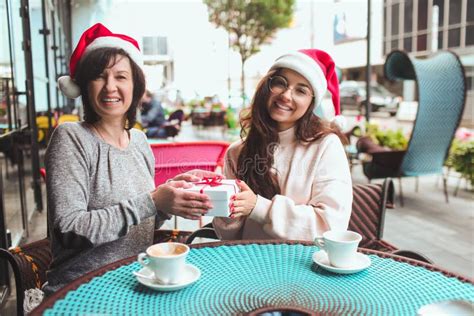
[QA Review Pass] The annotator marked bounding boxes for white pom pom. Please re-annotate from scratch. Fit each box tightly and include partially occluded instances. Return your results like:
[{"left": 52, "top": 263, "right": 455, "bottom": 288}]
[
  {"left": 332, "top": 115, "right": 347, "bottom": 130},
  {"left": 58, "top": 76, "right": 81, "bottom": 99}
]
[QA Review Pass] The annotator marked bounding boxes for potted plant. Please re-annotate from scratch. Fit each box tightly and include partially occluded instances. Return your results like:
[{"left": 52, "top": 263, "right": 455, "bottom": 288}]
[
  {"left": 355, "top": 122, "right": 409, "bottom": 155},
  {"left": 365, "top": 122, "right": 408, "bottom": 150},
  {"left": 445, "top": 129, "right": 474, "bottom": 189}
]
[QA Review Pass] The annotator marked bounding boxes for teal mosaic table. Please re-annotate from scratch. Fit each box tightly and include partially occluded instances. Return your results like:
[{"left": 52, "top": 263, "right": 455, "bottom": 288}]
[{"left": 32, "top": 240, "right": 474, "bottom": 315}]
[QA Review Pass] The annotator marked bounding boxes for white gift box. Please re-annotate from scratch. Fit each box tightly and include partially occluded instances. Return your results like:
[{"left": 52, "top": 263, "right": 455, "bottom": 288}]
[{"left": 184, "top": 179, "right": 239, "bottom": 217}]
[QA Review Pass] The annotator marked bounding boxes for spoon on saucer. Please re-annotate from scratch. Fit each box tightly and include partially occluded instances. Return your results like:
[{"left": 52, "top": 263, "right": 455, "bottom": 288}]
[{"left": 133, "top": 271, "right": 166, "bottom": 284}]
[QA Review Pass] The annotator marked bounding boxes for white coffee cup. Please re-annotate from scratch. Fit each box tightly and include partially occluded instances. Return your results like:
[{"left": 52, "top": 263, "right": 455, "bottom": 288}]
[
  {"left": 314, "top": 231, "right": 362, "bottom": 268},
  {"left": 137, "top": 242, "right": 189, "bottom": 284}
]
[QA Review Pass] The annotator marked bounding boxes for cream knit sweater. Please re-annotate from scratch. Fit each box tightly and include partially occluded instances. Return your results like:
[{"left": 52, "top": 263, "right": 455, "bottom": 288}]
[{"left": 213, "top": 127, "right": 352, "bottom": 240}]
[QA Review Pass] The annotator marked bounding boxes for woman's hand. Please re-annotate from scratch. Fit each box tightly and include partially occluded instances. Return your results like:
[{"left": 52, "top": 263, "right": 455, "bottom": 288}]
[
  {"left": 168, "top": 169, "right": 223, "bottom": 183},
  {"left": 151, "top": 180, "right": 213, "bottom": 220},
  {"left": 230, "top": 180, "right": 257, "bottom": 218}
]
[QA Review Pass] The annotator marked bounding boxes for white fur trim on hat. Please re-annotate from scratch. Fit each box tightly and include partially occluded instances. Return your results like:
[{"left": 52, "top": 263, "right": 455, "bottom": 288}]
[
  {"left": 58, "top": 76, "right": 81, "bottom": 99},
  {"left": 270, "top": 51, "right": 327, "bottom": 107},
  {"left": 332, "top": 115, "right": 347, "bottom": 130},
  {"left": 85, "top": 36, "right": 144, "bottom": 68}
]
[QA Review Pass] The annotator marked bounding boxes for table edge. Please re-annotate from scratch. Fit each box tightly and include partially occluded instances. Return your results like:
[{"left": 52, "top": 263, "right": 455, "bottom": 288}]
[{"left": 32, "top": 239, "right": 474, "bottom": 315}]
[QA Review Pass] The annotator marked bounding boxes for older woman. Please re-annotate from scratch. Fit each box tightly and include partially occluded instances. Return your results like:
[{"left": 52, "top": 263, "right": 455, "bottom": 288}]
[{"left": 44, "top": 24, "right": 214, "bottom": 295}]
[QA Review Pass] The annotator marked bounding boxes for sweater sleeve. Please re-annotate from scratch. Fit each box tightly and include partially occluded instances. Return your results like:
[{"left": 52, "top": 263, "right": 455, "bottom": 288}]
[
  {"left": 248, "top": 135, "right": 352, "bottom": 240},
  {"left": 46, "top": 125, "right": 157, "bottom": 248}
]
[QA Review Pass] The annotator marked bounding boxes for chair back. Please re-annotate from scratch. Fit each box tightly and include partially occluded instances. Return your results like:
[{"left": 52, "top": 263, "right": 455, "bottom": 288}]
[
  {"left": 150, "top": 141, "right": 230, "bottom": 186},
  {"left": 153, "top": 229, "right": 193, "bottom": 244},
  {"left": 133, "top": 121, "right": 144, "bottom": 131},
  {"left": 348, "top": 179, "right": 394, "bottom": 249},
  {"left": 36, "top": 115, "right": 56, "bottom": 144},
  {"left": 36, "top": 115, "right": 54, "bottom": 129},
  {"left": 384, "top": 50, "right": 466, "bottom": 176},
  {"left": 0, "top": 238, "right": 51, "bottom": 315},
  {"left": 168, "top": 110, "right": 184, "bottom": 125},
  {"left": 57, "top": 114, "right": 80, "bottom": 125}
]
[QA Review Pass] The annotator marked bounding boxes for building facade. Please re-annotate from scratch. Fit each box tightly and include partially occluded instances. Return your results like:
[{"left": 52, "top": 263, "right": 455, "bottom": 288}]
[{"left": 383, "top": 0, "right": 473, "bottom": 126}]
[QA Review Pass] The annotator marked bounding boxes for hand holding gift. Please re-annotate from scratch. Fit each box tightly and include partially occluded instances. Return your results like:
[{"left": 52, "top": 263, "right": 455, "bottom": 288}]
[
  {"left": 229, "top": 180, "right": 257, "bottom": 219},
  {"left": 152, "top": 180, "right": 213, "bottom": 220},
  {"left": 183, "top": 176, "right": 240, "bottom": 217}
]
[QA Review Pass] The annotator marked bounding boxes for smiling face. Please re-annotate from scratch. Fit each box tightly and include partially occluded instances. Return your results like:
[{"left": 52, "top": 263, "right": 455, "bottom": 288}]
[
  {"left": 87, "top": 55, "right": 134, "bottom": 121},
  {"left": 267, "top": 68, "right": 314, "bottom": 131}
]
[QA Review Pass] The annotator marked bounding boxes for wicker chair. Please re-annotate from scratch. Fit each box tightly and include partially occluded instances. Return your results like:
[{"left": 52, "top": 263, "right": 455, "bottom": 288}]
[
  {"left": 0, "top": 232, "right": 191, "bottom": 315},
  {"left": 0, "top": 231, "right": 198, "bottom": 315},
  {"left": 349, "top": 179, "right": 396, "bottom": 252},
  {"left": 153, "top": 229, "right": 194, "bottom": 244},
  {"left": 150, "top": 141, "right": 230, "bottom": 187},
  {"left": 185, "top": 179, "right": 432, "bottom": 263},
  {"left": 348, "top": 178, "right": 430, "bottom": 264},
  {"left": 0, "top": 238, "right": 51, "bottom": 316},
  {"left": 186, "top": 223, "right": 217, "bottom": 244}
]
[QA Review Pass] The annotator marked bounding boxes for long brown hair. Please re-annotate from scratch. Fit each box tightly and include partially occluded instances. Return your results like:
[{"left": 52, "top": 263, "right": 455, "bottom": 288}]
[
  {"left": 75, "top": 47, "right": 146, "bottom": 130},
  {"left": 236, "top": 69, "right": 347, "bottom": 199}
]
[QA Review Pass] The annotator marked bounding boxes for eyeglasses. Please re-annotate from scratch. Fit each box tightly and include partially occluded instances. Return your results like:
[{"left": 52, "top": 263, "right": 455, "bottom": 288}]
[{"left": 268, "top": 75, "right": 314, "bottom": 101}]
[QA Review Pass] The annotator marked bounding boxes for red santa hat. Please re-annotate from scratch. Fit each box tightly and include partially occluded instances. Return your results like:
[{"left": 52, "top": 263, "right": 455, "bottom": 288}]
[
  {"left": 270, "top": 49, "right": 346, "bottom": 129},
  {"left": 58, "top": 23, "right": 143, "bottom": 99}
]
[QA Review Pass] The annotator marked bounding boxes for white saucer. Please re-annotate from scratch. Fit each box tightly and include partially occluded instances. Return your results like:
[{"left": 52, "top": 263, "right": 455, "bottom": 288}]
[
  {"left": 312, "top": 250, "right": 371, "bottom": 274},
  {"left": 134, "top": 264, "right": 201, "bottom": 291}
]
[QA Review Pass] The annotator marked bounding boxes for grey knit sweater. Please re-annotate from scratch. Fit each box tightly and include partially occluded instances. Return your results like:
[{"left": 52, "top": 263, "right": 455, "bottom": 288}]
[{"left": 43, "top": 122, "right": 167, "bottom": 295}]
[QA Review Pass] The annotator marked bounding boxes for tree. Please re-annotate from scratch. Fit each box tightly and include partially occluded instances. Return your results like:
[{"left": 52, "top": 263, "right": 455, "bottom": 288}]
[{"left": 204, "top": 0, "right": 295, "bottom": 102}]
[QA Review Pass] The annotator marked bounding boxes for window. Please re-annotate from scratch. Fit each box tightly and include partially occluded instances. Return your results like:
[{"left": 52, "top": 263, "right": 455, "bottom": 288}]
[
  {"left": 466, "top": 25, "right": 474, "bottom": 46},
  {"left": 417, "top": 34, "right": 427, "bottom": 51},
  {"left": 383, "top": 6, "right": 388, "bottom": 55},
  {"left": 417, "top": 0, "right": 428, "bottom": 31},
  {"left": 464, "top": 66, "right": 473, "bottom": 91},
  {"left": 143, "top": 36, "right": 168, "bottom": 55},
  {"left": 0, "top": 2, "right": 11, "bottom": 126},
  {"left": 448, "top": 27, "right": 460, "bottom": 47},
  {"left": 404, "top": 1, "right": 413, "bottom": 32},
  {"left": 468, "top": 1, "right": 474, "bottom": 23},
  {"left": 391, "top": 3, "right": 399, "bottom": 36},
  {"left": 0, "top": 0, "right": 71, "bottom": 264},
  {"left": 438, "top": 30, "right": 444, "bottom": 49},
  {"left": 433, "top": 0, "right": 445, "bottom": 27},
  {"left": 448, "top": 0, "right": 462, "bottom": 25},
  {"left": 9, "top": 0, "right": 27, "bottom": 127},
  {"left": 30, "top": 1, "right": 48, "bottom": 112},
  {"left": 391, "top": 39, "right": 398, "bottom": 51},
  {"left": 404, "top": 36, "right": 412, "bottom": 51},
  {"left": 383, "top": 4, "right": 387, "bottom": 31},
  {"left": 384, "top": 0, "right": 472, "bottom": 55}
]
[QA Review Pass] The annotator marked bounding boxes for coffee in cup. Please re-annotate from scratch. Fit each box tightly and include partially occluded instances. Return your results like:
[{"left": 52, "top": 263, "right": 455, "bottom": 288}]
[
  {"left": 137, "top": 242, "right": 189, "bottom": 284},
  {"left": 314, "top": 231, "right": 362, "bottom": 268}
]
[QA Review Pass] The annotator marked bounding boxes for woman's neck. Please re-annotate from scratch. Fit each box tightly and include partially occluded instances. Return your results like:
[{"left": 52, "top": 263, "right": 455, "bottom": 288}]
[
  {"left": 278, "top": 125, "right": 296, "bottom": 146},
  {"left": 93, "top": 119, "right": 129, "bottom": 149}
]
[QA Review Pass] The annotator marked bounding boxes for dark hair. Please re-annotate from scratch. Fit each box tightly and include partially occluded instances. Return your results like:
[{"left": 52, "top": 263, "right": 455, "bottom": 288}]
[
  {"left": 236, "top": 69, "right": 348, "bottom": 199},
  {"left": 74, "top": 47, "right": 146, "bottom": 129}
]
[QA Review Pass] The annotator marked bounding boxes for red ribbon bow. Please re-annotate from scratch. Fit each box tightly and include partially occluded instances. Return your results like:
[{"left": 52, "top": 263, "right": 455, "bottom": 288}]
[{"left": 194, "top": 176, "right": 237, "bottom": 194}]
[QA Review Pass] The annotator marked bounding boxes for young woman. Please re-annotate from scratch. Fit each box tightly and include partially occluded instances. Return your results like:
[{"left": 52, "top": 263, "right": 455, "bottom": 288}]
[
  {"left": 213, "top": 49, "right": 352, "bottom": 241},
  {"left": 44, "top": 24, "right": 215, "bottom": 295}
]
